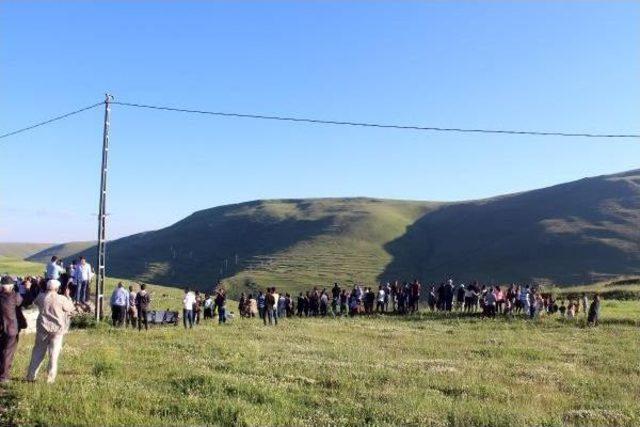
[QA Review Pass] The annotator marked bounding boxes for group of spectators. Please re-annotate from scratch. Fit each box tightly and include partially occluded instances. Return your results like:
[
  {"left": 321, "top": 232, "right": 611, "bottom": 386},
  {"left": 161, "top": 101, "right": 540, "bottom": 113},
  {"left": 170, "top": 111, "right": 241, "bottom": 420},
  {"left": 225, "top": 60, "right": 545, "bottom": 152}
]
[
  {"left": 109, "top": 282, "right": 151, "bottom": 330},
  {"left": 42, "top": 255, "right": 94, "bottom": 304},
  {"left": 180, "top": 287, "right": 228, "bottom": 328},
  {"left": 0, "top": 256, "right": 82, "bottom": 385},
  {"left": 229, "top": 280, "right": 601, "bottom": 326},
  {"left": 0, "top": 252, "right": 604, "bottom": 388}
]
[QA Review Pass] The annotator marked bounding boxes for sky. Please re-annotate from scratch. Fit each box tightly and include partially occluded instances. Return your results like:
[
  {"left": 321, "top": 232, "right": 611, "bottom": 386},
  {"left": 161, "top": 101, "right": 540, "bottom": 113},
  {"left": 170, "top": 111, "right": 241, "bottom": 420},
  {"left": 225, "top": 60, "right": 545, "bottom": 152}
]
[{"left": 1, "top": 1, "right": 639, "bottom": 243}]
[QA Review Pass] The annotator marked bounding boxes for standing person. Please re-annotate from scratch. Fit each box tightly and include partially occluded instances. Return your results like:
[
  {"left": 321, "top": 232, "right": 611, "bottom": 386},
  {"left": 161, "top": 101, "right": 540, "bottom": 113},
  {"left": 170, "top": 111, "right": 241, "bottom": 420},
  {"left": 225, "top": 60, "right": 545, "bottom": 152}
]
[
  {"left": 319, "top": 291, "right": 329, "bottom": 317},
  {"left": 248, "top": 294, "right": 258, "bottom": 318},
  {"left": 257, "top": 291, "right": 266, "bottom": 322},
  {"left": 587, "top": 294, "right": 601, "bottom": 326},
  {"left": 127, "top": 285, "right": 138, "bottom": 328},
  {"left": 182, "top": 288, "right": 196, "bottom": 329},
  {"left": 484, "top": 289, "right": 497, "bottom": 317},
  {"left": 494, "top": 286, "right": 504, "bottom": 315},
  {"left": 74, "top": 257, "right": 93, "bottom": 304},
  {"left": 203, "top": 294, "right": 213, "bottom": 320},
  {"left": 331, "top": 283, "right": 340, "bottom": 314},
  {"left": 428, "top": 286, "right": 437, "bottom": 311},
  {"left": 455, "top": 284, "right": 465, "bottom": 311},
  {"left": 296, "top": 292, "right": 305, "bottom": 317},
  {"left": 376, "top": 285, "right": 385, "bottom": 313},
  {"left": 238, "top": 293, "right": 246, "bottom": 317},
  {"left": 265, "top": 288, "right": 276, "bottom": 325},
  {"left": 581, "top": 293, "right": 589, "bottom": 317},
  {"left": 45, "top": 256, "right": 64, "bottom": 281},
  {"left": 271, "top": 287, "right": 280, "bottom": 324},
  {"left": 278, "top": 292, "right": 287, "bottom": 318},
  {"left": 193, "top": 291, "right": 203, "bottom": 325},
  {"left": 445, "top": 279, "right": 455, "bottom": 312},
  {"left": 520, "top": 285, "right": 531, "bottom": 317},
  {"left": 411, "top": 280, "right": 421, "bottom": 312},
  {"left": 0, "top": 276, "right": 23, "bottom": 383},
  {"left": 26, "top": 279, "right": 75, "bottom": 384},
  {"left": 214, "top": 288, "right": 227, "bottom": 324},
  {"left": 110, "top": 282, "right": 128, "bottom": 327},
  {"left": 135, "top": 284, "right": 150, "bottom": 331},
  {"left": 339, "top": 289, "right": 348, "bottom": 316}
]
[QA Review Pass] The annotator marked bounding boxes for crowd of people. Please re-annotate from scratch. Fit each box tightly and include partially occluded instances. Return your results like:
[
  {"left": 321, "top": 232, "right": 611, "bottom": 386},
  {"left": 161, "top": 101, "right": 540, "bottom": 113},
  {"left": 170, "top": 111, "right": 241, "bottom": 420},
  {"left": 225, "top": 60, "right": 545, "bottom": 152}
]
[
  {"left": 0, "top": 274, "right": 75, "bottom": 384},
  {"left": 222, "top": 280, "right": 602, "bottom": 327},
  {"left": 0, "top": 254, "right": 604, "bottom": 386},
  {"left": 109, "top": 282, "right": 151, "bottom": 330}
]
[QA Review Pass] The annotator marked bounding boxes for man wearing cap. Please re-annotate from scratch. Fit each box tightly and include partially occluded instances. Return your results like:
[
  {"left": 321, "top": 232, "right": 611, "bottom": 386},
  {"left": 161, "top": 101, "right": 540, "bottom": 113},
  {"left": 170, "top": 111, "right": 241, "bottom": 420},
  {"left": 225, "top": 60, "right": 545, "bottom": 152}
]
[
  {"left": 26, "top": 279, "right": 75, "bottom": 384},
  {"left": 0, "top": 276, "right": 22, "bottom": 382}
]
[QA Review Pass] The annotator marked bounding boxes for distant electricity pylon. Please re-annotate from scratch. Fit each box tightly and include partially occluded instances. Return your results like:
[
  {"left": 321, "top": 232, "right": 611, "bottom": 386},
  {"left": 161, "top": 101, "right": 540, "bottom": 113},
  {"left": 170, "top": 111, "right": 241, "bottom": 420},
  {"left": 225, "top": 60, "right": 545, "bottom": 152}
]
[{"left": 95, "top": 94, "right": 113, "bottom": 320}]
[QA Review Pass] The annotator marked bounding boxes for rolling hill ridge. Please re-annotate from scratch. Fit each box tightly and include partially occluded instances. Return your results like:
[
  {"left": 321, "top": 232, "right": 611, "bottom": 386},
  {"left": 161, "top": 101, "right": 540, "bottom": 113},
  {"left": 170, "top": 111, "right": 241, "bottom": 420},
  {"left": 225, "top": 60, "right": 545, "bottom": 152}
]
[{"left": 13, "top": 169, "right": 640, "bottom": 295}]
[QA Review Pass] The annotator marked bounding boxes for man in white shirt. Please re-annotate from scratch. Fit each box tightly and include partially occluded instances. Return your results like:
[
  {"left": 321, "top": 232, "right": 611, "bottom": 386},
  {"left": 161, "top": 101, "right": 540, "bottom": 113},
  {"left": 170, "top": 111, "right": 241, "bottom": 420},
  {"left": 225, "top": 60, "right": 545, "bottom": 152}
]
[
  {"left": 45, "top": 256, "right": 64, "bottom": 281},
  {"left": 182, "top": 288, "right": 196, "bottom": 328},
  {"left": 74, "top": 257, "right": 93, "bottom": 303}
]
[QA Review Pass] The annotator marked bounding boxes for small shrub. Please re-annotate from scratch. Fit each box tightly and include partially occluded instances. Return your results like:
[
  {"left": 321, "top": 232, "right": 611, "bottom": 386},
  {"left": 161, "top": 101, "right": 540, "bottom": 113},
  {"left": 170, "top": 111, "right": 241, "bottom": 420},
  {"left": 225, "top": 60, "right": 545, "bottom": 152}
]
[{"left": 70, "top": 314, "right": 98, "bottom": 329}]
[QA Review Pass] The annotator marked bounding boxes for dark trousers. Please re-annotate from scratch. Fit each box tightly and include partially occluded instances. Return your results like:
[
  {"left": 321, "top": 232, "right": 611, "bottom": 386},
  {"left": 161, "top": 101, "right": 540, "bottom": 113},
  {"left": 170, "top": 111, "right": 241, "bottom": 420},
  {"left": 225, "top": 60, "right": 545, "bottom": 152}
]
[
  {"left": 138, "top": 309, "right": 148, "bottom": 330},
  {"left": 0, "top": 333, "right": 18, "bottom": 380},
  {"left": 112, "top": 305, "right": 125, "bottom": 327},
  {"left": 218, "top": 307, "right": 226, "bottom": 324}
]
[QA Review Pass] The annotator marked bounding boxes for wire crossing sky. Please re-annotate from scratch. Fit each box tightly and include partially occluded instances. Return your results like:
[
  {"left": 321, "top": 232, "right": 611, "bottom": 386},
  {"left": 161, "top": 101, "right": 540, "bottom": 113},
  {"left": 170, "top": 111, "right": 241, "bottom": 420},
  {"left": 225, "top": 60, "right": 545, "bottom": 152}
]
[
  {"left": 1, "top": 2, "right": 639, "bottom": 242},
  {"left": 2, "top": 99, "right": 638, "bottom": 141}
]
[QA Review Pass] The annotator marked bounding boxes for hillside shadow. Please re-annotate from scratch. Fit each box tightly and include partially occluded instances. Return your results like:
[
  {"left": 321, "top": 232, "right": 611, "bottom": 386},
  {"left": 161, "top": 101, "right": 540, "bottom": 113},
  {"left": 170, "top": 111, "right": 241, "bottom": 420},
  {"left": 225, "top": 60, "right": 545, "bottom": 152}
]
[
  {"left": 76, "top": 200, "right": 338, "bottom": 290},
  {"left": 379, "top": 175, "right": 640, "bottom": 285}
]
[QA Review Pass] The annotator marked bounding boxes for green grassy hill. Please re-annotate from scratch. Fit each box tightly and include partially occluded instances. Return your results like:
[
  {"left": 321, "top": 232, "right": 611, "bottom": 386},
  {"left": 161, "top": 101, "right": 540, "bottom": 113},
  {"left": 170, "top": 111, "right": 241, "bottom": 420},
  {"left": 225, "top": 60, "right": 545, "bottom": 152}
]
[
  {"left": 69, "top": 170, "right": 640, "bottom": 295},
  {"left": 75, "top": 198, "right": 436, "bottom": 295},
  {"left": 36, "top": 169, "right": 640, "bottom": 296},
  {"left": 0, "top": 243, "right": 53, "bottom": 259},
  {"left": 382, "top": 169, "right": 640, "bottom": 285},
  {"left": 26, "top": 241, "right": 94, "bottom": 263}
]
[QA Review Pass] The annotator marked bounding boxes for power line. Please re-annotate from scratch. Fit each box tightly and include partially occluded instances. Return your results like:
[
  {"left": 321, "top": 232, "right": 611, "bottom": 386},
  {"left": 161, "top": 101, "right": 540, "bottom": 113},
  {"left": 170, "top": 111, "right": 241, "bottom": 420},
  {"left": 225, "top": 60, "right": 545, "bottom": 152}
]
[
  {"left": 0, "top": 101, "right": 104, "bottom": 140},
  {"left": 112, "top": 101, "right": 640, "bottom": 139},
  {"left": 1, "top": 99, "right": 638, "bottom": 140}
]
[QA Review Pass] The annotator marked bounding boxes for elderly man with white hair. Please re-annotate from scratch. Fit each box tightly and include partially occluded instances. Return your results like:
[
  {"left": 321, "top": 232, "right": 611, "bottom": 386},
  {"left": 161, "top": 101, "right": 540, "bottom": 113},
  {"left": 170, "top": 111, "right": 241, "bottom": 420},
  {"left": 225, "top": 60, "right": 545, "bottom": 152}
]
[{"left": 26, "top": 279, "right": 75, "bottom": 383}]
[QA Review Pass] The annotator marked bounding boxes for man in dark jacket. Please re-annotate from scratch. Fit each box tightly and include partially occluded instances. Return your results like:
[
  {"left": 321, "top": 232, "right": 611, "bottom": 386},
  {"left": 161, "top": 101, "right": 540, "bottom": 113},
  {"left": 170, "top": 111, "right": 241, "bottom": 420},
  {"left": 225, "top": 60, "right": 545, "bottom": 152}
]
[
  {"left": 135, "top": 284, "right": 151, "bottom": 331},
  {"left": 0, "top": 276, "right": 23, "bottom": 382}
]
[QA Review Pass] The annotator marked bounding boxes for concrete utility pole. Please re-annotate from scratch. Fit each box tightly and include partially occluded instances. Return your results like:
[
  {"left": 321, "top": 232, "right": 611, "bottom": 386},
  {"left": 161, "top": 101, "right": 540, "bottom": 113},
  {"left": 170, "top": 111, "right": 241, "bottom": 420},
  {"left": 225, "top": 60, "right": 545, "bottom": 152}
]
[{"left": 95, "top": 94, "right": 113, "bottom": 320}]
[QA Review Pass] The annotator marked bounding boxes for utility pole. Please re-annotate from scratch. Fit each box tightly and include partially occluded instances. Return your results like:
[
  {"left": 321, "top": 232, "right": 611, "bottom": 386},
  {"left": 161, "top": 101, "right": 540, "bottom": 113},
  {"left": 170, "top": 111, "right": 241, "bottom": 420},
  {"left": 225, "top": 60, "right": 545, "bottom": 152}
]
[{"left": 95, "top": 94, "right": 113, "bottom": 320}]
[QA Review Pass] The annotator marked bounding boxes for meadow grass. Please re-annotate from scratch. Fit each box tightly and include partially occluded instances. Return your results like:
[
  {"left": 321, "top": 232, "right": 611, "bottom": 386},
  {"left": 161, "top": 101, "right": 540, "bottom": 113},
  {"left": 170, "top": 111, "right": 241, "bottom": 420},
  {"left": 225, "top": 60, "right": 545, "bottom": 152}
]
[
  {"left": 2, "top": 257, "right": 639, "bottom": 426},
  {"left": 1, "top": 303, "right": 639, "bottom": 426}
]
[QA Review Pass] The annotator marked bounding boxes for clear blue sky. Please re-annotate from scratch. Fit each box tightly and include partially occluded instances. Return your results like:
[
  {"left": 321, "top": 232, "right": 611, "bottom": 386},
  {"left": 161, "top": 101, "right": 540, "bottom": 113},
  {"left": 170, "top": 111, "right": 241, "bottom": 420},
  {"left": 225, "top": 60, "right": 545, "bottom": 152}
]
[{"left": 1, "top": 1, "right": 639, "bottom": 243}]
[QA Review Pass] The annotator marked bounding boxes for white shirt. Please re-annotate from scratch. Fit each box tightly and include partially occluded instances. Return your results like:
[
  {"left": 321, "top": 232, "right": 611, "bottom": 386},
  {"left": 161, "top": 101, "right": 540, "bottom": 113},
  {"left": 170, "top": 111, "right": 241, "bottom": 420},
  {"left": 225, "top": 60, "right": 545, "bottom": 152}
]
[
  {"left": 183, "top": 292, "right": 196, "bottom": 310},
  {"left": 76, "top": 263, "right": 93, "bottom": 282},
  {"left": 377, "top": 290, "right": 385, "bottom": 302},
  {"left": 46, "top": 262, "right": 64, "bottom": 280}
]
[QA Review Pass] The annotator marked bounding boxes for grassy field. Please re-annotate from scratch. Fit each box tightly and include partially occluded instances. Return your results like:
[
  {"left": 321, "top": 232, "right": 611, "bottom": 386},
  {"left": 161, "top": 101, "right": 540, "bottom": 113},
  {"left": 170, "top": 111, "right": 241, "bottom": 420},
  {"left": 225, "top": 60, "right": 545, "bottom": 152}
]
[
  {"left": 1, "top": 257, "right": 639, "bottom": 426},
  {"left": 0, "top": 304, "right": 638, "bottom": 426}
]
